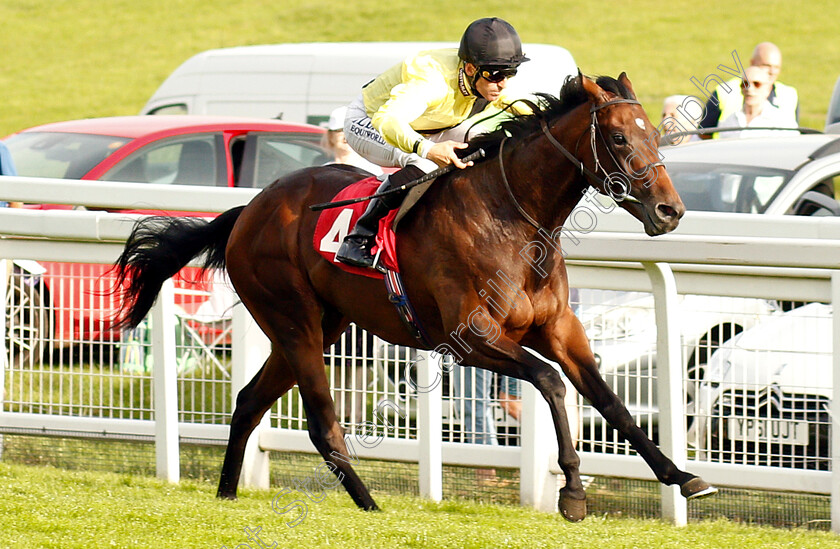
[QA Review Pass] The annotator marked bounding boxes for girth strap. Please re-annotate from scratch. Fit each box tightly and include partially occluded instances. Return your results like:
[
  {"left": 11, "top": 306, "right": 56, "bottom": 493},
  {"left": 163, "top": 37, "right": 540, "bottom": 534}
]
[{"left": 383, "top": 269, "right": 433, "bottom": 348}]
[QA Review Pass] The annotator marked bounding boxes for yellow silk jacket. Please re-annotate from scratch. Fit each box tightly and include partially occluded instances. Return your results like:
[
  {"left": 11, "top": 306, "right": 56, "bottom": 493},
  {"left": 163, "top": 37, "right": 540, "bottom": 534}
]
[{"left": 362, "top": 48, "right": 523, "bottom": 157}]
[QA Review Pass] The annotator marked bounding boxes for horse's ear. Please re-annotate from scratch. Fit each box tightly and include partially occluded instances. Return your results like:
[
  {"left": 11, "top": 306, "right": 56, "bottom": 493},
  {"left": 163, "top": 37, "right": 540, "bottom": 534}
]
[
  {"left": 581, "top": 74, "right": 610, "bottom": 105},
  {"left": 617, "top": 72, "right": 638, "bottom": 100}
]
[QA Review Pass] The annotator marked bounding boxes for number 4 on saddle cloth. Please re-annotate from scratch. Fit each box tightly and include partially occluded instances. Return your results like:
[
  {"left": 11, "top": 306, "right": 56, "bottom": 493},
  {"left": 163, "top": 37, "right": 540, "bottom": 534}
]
[{"left": 314, "top": 175, "right": 431, "bottom": 346}]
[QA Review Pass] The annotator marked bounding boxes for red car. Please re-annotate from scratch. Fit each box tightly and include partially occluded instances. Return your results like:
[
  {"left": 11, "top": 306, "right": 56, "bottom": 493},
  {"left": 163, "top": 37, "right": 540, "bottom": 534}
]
[{"left": 4, "top": 115, "right": 328, "bottom": 362}]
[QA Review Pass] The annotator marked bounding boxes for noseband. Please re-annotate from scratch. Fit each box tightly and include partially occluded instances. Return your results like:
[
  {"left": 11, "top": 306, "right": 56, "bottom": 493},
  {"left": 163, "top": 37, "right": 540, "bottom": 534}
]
[{"left": 497, "top": 97, "right": 664, "bottom": 231}]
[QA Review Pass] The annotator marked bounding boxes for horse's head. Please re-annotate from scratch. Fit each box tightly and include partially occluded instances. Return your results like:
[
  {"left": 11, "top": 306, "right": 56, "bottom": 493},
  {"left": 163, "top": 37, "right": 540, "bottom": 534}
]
[{"left": 581, "top": 73, "right": 685, "bottom": 235}]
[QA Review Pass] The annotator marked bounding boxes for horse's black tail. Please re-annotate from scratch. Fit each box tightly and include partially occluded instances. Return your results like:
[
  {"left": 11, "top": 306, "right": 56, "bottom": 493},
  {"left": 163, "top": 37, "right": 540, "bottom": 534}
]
[{"left": 113, "top": 206, "right": 246, "bottom": 330}]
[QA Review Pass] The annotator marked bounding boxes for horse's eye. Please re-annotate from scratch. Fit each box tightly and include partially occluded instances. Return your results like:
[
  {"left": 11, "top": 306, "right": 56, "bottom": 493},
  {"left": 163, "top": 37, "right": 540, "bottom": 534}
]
[{"left": 612, "top": 133, "right": 627, "bottom": 146}]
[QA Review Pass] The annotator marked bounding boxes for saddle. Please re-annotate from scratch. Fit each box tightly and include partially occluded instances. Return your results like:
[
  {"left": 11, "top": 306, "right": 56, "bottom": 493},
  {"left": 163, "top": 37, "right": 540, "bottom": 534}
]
[
  {"left": 313, "top": 175, "right": 434, "bottom": 345},
  {"left": 313, "top": 176, "right": 401, "bottom": 279}
]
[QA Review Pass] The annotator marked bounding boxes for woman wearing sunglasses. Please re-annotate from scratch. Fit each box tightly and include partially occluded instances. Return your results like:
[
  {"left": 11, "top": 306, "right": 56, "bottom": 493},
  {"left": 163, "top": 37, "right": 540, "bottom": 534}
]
[{"left": 336, "top": 17, "right": 530, "bottom": 271}]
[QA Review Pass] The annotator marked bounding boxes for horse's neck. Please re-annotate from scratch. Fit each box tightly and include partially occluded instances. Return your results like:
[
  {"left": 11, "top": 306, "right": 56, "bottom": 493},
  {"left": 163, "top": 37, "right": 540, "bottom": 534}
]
[
  {"left": 407, "top": 104, "right": 593, "bottom": 267},
  {"left": 499, "top": 110, "right": 592, "bottom": 233}
]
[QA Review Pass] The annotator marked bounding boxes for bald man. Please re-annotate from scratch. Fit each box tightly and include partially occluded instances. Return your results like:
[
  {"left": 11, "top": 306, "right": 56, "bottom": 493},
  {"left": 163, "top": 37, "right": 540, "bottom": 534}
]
[{"left": 698, "top": 42, "right": 799, "bottom": 136}]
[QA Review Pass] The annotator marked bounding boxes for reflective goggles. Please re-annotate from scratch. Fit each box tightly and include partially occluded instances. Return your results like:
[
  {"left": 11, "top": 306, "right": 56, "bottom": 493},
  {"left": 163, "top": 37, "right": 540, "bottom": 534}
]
[{"left": 479, "top": 66, "right": 518, "bottom": 83}]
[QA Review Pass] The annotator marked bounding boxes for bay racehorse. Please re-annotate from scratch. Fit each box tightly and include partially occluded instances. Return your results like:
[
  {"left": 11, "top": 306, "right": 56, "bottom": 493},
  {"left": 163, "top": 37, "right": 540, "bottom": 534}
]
[{"left": 113, "top": 73, "right": 716, "bottom": 522}]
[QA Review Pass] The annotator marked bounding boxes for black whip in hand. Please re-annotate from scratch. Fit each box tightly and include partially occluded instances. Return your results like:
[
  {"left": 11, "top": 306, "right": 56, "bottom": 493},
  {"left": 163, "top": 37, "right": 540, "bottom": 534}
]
[{"left": 309, "top": 148, "right": 486, "bottom": 211}]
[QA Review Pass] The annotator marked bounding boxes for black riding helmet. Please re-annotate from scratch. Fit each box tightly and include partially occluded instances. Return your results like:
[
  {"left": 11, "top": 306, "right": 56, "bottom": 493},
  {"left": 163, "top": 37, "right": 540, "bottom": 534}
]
[
  {"left": 458, "top": 18, "right": 529, "bottom": 99},
  {"left": 458, "top": 17, "right": 529, "bottom": 68}
]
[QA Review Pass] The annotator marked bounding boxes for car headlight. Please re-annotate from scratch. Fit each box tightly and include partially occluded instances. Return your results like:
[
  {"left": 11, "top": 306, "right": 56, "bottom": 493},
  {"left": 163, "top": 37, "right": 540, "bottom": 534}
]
[{"left": 703, "top": 356, "right": 731, "bottom": 384}]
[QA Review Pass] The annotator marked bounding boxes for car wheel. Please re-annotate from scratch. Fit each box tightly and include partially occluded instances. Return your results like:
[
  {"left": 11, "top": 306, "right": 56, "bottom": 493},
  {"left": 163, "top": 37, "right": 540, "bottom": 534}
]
[
  {"left": 685, "top": 323, "right": 743, "bottom": 428},
  {"left": 5, "top": 278, "right": 48, "bottom": 366}
]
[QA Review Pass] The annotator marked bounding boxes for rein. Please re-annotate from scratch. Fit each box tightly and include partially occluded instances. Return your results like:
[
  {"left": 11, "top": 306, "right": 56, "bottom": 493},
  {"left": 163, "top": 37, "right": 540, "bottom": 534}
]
[{"left": 497, "top": 97, "right": 664, "bottom": 231}]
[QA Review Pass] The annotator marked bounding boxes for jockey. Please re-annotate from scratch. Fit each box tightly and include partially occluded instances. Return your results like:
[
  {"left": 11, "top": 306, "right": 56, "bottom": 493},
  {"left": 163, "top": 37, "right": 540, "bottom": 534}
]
[{"left": 336, "top": 17, "right": 530, "bottom": 271}]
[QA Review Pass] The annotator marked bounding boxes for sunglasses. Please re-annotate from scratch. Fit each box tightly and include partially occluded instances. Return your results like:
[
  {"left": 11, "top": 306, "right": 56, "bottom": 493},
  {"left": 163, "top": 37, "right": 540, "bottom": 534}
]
[
  {"left": 479, "top": 67, "right": 518, "bottom": 83},
  {"left": 741, "top": 80, "right": 766, "bottom": 89}
]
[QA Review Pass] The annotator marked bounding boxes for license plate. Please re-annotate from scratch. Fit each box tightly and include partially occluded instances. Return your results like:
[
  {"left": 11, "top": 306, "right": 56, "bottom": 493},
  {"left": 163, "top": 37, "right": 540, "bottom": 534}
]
[{"left": 727, "top": 417, "right": 809, "bottom": 446}]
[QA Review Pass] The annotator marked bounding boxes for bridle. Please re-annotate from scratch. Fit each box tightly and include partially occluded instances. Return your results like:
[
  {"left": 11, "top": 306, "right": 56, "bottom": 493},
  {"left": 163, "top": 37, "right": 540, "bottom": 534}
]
[{"left": 497, "top": 97, "right": 665, "bottom": 231}]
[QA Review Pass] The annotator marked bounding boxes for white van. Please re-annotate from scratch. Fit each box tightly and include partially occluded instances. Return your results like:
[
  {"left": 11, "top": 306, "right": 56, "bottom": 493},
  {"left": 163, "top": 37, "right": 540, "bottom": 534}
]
[{"left": 140, "top": 42, "right": 577, "bottom": 125}]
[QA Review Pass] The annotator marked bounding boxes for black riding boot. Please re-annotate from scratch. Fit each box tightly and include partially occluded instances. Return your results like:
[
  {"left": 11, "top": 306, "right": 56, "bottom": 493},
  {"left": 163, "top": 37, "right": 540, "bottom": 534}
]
[{"left": 335, "top": 165, "right": 424, "bottom": 272}]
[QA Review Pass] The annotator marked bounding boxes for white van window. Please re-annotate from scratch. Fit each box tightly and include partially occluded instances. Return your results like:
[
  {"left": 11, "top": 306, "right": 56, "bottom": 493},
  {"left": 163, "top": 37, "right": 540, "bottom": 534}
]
[
  {"left": 102, "top": 135, "right": 222, "bottom": 186},
  {"left": 148, "top": 104, "right": 188, "bottom": 116}
]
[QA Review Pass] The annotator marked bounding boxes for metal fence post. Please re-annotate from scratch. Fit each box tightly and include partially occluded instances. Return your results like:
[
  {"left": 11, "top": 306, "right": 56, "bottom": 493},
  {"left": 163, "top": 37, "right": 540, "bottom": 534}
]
[
  {"left": 417, "top": 350, "right": 442, "bottom": 501},
  {"left": 232, "top": 300, "right": 271, "bottom": 489},
  {"left": 643, "top": 262, "right": 687, "bottom": 525},
  {"left": 831, "top": 272, "right": 840, "bottom": 533},
  {"left": 151, "top": 278, "right": 179, "bottom": 483},
  {"left": 520, "top": 376, "right": 557, "bottom": 511},
  {"left": 0, "top": 260, "right": 7, "bottom": 460}
]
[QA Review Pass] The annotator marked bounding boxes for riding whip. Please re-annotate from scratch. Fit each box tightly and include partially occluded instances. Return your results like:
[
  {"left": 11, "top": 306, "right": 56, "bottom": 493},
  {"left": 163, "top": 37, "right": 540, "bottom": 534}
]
[{"left": 309, "top": 148, "right": 486, "bottom": 211}]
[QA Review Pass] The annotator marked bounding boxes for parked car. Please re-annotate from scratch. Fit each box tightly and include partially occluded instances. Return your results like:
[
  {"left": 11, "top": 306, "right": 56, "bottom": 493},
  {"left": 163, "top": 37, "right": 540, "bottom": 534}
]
[
  {"left": 662, "top": 132, "right": 840, "bottom": 216},
  {"left": 577, "top": 132, "right": 840, "bottom": 444},
  {"left": 688, "top": 302, "right": 832, "bottom": 470},
  {"left": 3, "top": 115, "right": 327, "bottom": 363},
  {"left": 366, "top": 132, "right": 840, "bottom": 447},
  {"left": 577, "top": 291, "right": 776, "bottom": 423},
  {"left": 5, "top": 115, "right": 327, "bottom": 189}
]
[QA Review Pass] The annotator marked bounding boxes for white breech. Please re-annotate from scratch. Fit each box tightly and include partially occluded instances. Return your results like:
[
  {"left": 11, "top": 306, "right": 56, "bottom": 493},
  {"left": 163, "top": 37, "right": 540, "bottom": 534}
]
[{"left": 344, "top": 95, "right": 477, "bottom": 175}]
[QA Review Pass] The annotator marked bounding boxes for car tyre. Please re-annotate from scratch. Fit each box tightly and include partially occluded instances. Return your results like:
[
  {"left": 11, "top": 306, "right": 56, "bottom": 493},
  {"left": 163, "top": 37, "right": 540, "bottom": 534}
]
[
  {"left": 685, "top": 323, "right": 742, "bottom": 429},
  {"left": 5, "top": 277, "right": 49, "bottom": 367}
]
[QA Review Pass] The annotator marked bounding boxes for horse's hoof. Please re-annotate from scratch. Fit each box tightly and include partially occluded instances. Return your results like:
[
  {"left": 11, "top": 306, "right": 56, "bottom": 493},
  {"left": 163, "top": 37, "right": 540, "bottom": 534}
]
[
  {"left": 559, "top": 489, "right": 587, "bottom": 522},
  {"left": 680, "top": 477, "right": 718, "bottom": 500}
]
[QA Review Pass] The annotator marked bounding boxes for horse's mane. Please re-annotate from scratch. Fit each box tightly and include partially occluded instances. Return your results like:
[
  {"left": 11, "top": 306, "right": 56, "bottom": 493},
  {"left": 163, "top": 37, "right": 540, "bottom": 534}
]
[{"left": 463, "top": 75, "right": 632, "bottom": 159}]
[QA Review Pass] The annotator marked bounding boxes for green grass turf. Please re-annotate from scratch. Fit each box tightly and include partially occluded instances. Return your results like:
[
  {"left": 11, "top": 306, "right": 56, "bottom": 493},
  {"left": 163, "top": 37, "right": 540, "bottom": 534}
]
[
  {"left": 0, "top": 461, "right": 838, "bottom": 549},
  {"left": 1, "top": 1, "right": 838, "bottom": 137}
]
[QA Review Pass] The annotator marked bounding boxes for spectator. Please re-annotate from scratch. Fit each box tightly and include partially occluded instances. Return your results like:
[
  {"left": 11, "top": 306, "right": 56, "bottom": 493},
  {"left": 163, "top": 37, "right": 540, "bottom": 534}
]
[
  {"left": 718, "top": 66, "right": 798, "bottom": 139},
  {"left": 698, "top": 42, "right": 799, "bottom": 136},
  {"left": 0, "top": 139, "right": 21, "bottom": 207},
  {"left": 321, "top": 106, "right": 384, "bottom": 176},
  {"left": 453, "top": 364, "right": 507, "bottom": 485},
  {"left": 660, "top": 95, "right": 700, "bottom": 145},
  {"left": 497, "top": 375, "right": 521, "bottom": 421},
  {"left": 454, "top": 366, "right": 497, "bottom": 445}
]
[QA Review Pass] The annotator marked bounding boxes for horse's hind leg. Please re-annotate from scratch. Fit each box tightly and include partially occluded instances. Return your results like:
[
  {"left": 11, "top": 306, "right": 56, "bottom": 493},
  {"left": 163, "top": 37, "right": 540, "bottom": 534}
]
[
  {"left": 218, "top": 351, "right": 295, "bottom": 499},
  {"left": 520, "top": 365, "right": 587, "bottom": 521},
  {"left": 292, "top": 343, "right": 379, "bottom": 511}
]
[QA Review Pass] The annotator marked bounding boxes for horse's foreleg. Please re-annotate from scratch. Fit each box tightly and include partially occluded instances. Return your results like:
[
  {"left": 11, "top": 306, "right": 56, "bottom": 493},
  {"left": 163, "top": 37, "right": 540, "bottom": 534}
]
[
  {"left": 218, "top": 352, "right": 296, "bottom": 499},
  {"left": 545, "top": 313, "right": 716, "bottom": 499},
  {"left": 454, "top": 339, "right": 586, "bottom": 521}
]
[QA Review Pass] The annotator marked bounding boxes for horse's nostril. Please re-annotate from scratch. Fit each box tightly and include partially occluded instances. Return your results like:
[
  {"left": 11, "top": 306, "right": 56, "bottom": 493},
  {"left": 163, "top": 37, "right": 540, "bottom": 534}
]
[{"left": 657, "top": 203, "right": 678, "bottom": 221}]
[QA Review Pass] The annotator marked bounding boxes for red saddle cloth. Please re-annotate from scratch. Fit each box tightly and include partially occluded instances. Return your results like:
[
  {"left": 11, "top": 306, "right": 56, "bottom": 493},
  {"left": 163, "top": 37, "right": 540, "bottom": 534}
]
[{"left": 313, "top": 176, "right": 400, "bottom": 279}]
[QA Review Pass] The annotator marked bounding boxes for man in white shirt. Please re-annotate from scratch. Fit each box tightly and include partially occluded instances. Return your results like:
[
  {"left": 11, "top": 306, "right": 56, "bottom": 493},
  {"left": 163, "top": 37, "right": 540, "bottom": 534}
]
[
  {"left": 718, "top": 66, "right": 798, "bottom": 139},
  {"left": 698, "top": 42, "right": 799, "bottom": 136}
]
